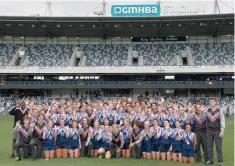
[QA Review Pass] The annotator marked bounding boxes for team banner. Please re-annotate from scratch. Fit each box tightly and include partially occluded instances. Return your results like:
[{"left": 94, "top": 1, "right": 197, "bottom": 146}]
[
  {"left": 132, "top": 37, "right": 187, "bottom": 42},
  {"left": 111, "top": 4, "right": 161, "bottom": 17}
]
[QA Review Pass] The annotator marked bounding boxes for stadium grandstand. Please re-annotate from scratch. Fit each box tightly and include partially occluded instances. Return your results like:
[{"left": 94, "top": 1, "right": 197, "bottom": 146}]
[{"left": 0, "top": 13, "right": 234, "bottom": 116}]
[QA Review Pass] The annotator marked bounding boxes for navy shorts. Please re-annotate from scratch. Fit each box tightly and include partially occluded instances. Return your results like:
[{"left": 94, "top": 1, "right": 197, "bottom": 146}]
[
  {"left": 56, "top": 145, "right": 68, "bottom": 149},
  {"left": 100, "top": 144, "right": 110, "bottom": 152},
  {"left": 92, "top": 140, "right": 100, "bottom": 149},
  {"left": 142, "top": 143, "right": 151, "bottom": 153},
  {"left": 68, "top": 146, "right": 79, "bottom": 150},
  {"left": 182, "top": 148, "right": 194, "bottom": 157},
  {"left": 160, "top": 144, "right": 171, "bottom": 153},
  {"left": 172, "top": 144, "right": 182, "bottom": 153},
  {"left": 123, "top": 142, "right": 130, "bottom": 150},
  {"left": 44, "top": 146, "right": 55, "bottom": 151},
  {"left": 151, "top": 144, "right": 161, "bottom": 152}
]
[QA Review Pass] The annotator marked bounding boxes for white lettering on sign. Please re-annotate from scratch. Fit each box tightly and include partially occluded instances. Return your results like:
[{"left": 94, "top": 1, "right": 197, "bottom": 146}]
[{"left": 114, "top": 6, "right": 158, "bottom": 14}]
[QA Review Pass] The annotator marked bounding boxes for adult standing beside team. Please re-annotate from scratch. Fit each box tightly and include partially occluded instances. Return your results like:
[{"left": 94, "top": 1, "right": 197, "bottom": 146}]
[
  {"left": 9, "top": 102, "right": 28, "bottom": 158},
  {"left": 205, "top": 98, "right": 225, "bottom": 166}
]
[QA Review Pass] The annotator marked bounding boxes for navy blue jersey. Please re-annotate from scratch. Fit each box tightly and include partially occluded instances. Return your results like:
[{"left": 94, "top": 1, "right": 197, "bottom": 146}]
[
  {"left": 121, "top": 126, "right": 133, "bottom": 143},
  {"left": 56, "top": 126, "right": 67, "bottom": 146},
  {"left": 188, "top": 114, "right": 196, "bottom": 132},
  {"left": 44, "top": 128, "right": 55, "bottom": 148},
  {"left": 68, "top": 128, "right": 80, "bottom": 148},
  {"left": 177, "top": 114, "right": 187, "bottom": 130},
  {"left": 66, "top": 114, "right": 74, "bottom": 127},
  {"left": 161, "top": 128, "right": 172, "bottom": 144},
  {"left": 95, "top": 111, "right": 104, "bottom": 125},
  {"left": 167, "top": 115, "right": 176, "bottom": 128},
  {"left": 141, "top": 129, "right": 152, "bottom": 145},
  {"left": 151, "top": 127, "right": 162, "bottom": 145},
  {"left": 171, "top": 128, "right": 183, "bottom": 145},
  {"left": 106, "top": 110, "right": 115, "bottom": 126},
  {"left": 155, "top": 114, "right": 165, "bottom": 127},
  {"left": 182, "top": 131, "right": 195, "bottom": 150}
]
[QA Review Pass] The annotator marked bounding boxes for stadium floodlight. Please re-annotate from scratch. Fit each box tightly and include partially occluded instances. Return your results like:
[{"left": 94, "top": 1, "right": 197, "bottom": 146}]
[
  {"left": 21, "top": 36, "right": 24, "bottom": 39},
  {"left": 165, "top": 76, "right": 175, "bottom": 80}
]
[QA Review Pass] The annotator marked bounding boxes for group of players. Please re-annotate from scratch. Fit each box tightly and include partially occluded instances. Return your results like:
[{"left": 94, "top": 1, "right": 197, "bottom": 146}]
[{"left": 9, "top": 97, "right": 225, "bottom": 165}]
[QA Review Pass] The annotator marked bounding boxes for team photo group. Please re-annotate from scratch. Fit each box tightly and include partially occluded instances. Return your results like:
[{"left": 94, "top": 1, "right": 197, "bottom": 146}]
[{"left": 9, "top": 97, "right": 225, "bottom": 165}]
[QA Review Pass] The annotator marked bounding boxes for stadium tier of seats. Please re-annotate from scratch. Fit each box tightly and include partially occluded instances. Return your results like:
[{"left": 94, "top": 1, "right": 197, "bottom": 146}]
[
  {"left": 190, "top": 43, "right": 234, "bottom": 66},
  {"left": 25, "top": 44, "right": 74, "bottom": 67},
  {"left": 0, "top": 43, "right": 233, "bottom": 67},
  {"left": 84, "top": 45, "right": 128, "bottom": 66},
  {"left": 0, "top": 44, "right": 20, "bottom": 67}
]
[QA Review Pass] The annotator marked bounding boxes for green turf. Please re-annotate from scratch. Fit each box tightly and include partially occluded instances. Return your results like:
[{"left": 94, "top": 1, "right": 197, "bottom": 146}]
[{"left": 0, "top": 116, "right": 233, "bottom": 166}]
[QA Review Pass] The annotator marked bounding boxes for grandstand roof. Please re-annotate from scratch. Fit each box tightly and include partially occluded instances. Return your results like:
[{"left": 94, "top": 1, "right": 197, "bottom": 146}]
[{"left": 0, "top": 13, "right": 233, "bottom": 38}]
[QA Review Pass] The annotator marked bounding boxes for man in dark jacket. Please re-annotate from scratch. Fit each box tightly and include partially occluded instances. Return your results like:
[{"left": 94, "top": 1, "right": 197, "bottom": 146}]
[
  {"left": 9, "top": 102, "right": 28, "bottom": 158},
  {"left": 205, "top": 98, "right": 225, "bottom": 166}
]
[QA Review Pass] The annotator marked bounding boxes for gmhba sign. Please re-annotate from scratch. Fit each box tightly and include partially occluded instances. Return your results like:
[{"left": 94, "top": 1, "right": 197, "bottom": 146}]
[{"left": 111, "top": 4, "right": 161, "bottom": 17}]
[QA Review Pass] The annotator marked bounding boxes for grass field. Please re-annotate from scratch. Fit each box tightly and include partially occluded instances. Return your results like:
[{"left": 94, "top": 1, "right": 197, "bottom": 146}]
[{"left": 0, "top": 116, "right": 233, "bottom": 166}]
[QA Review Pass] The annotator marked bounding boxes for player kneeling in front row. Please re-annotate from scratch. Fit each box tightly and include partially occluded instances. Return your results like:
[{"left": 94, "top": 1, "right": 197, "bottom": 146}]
[
  {"left": 111, "top": 124, "right": 124, "bottom": 158},
  {"left": 55, "top": 118, "right": 69, "bottom": 159},
  {"left": 97, "top": 126, "right": 112, "bottom": 159},
  {"left": 42, "top": 120, "right": 56, "bottom": 160},
  {"left": 130, "top": 121, "right": 152, "bottom": 159},
  {"left": 30, "top": 113, "right": 45, "bottom": 160},
  {"left": 171, "top": 120, "right": 184, "bottom": 162},
  {"left": 14, "top": 116, "right": 34, "bottom": 161},
  {"left": 68, "top": 121, "right": 81, "bottom": 158},
  {"left": 182, "top": 124, "right": 197, "bottom": 164}
]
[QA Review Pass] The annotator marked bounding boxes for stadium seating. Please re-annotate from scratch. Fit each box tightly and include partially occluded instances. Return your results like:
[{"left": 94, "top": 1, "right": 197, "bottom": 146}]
[
  {"left": 0, "top": 43, "right": 234, "bottom": 67},
  {"left": 133, "top": 44, "right": 181, "bottom": 66},
  {"left": 25, "top": 44, "right": 74, "bottom": 67},
  {"left": 0, "top": 44, "right": 20, "bottom": 67},
  {"left": 83, "top": 45, "right": 128, "bottom": 66},
  {"left": 190, "top": 43, "right": 234, "bottom": 66}
]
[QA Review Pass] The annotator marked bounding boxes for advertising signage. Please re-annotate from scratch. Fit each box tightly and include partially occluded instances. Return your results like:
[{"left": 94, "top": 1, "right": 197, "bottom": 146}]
[
  {"left": 132, "top": 37, "right": 187, "bottom": 42},
  {"left": 111, "top": 4, "right": 161, "bottom": 17}
]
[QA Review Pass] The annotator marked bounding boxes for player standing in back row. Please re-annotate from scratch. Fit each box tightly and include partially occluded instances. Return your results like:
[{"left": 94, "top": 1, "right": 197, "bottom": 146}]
[{"left": 205, "top": 98, "right": 225, "bottom": 166}]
